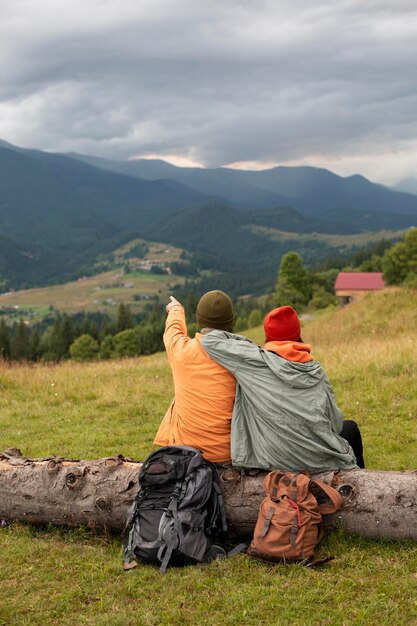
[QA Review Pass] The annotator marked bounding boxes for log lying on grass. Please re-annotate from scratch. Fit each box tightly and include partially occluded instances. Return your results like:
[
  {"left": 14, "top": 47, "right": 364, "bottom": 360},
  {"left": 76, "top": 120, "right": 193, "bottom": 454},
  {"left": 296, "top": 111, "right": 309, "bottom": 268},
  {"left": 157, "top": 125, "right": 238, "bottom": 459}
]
[{"left": 1, "top": 448, "right": 416, "bottom": 541}]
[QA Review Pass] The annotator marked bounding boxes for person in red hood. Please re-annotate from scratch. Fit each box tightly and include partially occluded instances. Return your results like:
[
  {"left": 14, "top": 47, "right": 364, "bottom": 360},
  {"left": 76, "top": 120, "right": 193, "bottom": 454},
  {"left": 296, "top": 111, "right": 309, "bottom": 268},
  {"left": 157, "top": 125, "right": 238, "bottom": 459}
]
[
  {"left": 201, "top": 305, "right": 365, "bottom": 471},
  {"left": 263, "top": 306, "right": 364, "bottom": 467}
]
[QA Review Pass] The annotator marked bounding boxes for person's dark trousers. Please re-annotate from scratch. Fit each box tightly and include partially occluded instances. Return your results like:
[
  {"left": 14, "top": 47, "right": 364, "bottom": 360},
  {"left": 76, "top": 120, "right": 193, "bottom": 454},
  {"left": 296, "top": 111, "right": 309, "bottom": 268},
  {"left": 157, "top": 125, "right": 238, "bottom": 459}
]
[{"left": 340, "top": 420, "right": 365, "bottom": 468}]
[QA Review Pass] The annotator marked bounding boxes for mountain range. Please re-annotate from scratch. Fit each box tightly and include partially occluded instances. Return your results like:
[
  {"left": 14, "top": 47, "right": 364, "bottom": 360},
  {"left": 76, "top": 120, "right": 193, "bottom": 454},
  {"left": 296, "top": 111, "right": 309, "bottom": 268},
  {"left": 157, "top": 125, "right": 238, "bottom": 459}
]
[
  {"left": 391, "top": 177, "right": 417, "bottom": 196},
  {"left": 0, "top": 139, "right": 416, "bottom": 293},
  {"left": 70, "top": 150, "right": 417, "bottom": 219}
]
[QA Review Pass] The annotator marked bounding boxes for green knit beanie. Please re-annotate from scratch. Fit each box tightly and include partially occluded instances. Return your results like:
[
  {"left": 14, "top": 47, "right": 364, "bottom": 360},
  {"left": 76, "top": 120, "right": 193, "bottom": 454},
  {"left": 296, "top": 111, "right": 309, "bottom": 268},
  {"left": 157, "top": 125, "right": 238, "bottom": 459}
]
[{"left": 196, "top": 290, "right": 234, "bottom": 330}]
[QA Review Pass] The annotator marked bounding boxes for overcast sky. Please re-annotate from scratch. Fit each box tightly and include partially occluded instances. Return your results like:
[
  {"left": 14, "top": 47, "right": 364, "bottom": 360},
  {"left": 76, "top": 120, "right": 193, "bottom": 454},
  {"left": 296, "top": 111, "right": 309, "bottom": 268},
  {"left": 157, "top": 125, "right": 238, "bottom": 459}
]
[{"left": 1, "top": 0, "right": 417, "bottom": 184}]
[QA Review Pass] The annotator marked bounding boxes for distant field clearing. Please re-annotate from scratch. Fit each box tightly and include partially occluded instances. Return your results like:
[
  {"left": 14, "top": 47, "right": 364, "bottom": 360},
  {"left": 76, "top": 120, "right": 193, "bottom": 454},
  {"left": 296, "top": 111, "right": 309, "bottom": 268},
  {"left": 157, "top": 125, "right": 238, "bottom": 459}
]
[{"left": 0, "top": 268, "right": 185, "bottom": 318}]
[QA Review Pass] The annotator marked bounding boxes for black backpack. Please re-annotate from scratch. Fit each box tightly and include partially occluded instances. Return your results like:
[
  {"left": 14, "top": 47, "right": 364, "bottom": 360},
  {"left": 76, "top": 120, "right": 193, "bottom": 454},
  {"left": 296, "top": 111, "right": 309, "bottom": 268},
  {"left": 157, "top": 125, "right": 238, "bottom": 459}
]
[{"left": 123, "top": 445, "right": 228, "bottom": 572}]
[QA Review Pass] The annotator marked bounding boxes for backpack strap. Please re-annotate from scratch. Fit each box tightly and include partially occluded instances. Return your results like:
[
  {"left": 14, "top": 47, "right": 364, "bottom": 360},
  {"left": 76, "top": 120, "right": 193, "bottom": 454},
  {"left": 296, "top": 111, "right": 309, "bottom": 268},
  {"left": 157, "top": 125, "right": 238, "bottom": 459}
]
[
  {"left": 289, "top": 476, "right": 298, "bottom": 503},
  {"left": 227, "top": 543, "right": 248, "bottom": 557},
  {"left": 158, "top": 481, "right": 182, "bottom": 573},
  {"left": 158, "top": 539, "right": 175, "bottom": 574},
  {"left": 122, "top": 484, "right": 154, "bottom": 570},
  {"left": 211, "top": 481, "right": 228, "bottom": 533},
  {"left": 204, "top": 462, "right": 228, "bottom": 534},
  {"left": 311, "top": 479, "right": 344, "bottom": 515},
  {"left": 123, "top": 524, "right": 139, "bottom": 570},
  {"left": 268, "top": 471, "right": 288, "bottom": 500},
  {"left": 287, "top": 477, "right": 302, "bottom": 547},
  {"left": 258, "top": 505, "right": 275, "bottom": 538},
  {"left": 122, "top": 499, "right": 141, "bottom": 570}
]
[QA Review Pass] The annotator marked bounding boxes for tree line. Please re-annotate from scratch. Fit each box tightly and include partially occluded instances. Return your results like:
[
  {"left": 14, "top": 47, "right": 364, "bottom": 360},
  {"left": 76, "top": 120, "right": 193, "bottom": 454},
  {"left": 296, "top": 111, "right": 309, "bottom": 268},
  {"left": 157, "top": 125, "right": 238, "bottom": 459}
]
[
  {"left": 0, "top": 303, "right": 165, "bottom": 363},
  {"left": 1, "top": 228, "right": 415, "bottom": 363},
  {"left": 0, "top": 291, "right": 273, "bottom": 363}
]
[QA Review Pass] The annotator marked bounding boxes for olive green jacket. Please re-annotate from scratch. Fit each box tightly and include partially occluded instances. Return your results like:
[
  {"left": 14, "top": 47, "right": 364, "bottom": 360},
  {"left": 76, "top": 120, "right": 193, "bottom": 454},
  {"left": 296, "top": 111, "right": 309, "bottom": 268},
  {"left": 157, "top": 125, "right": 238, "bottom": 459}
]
[{"left": 200, "top": 331, "right": 358, "bottom": 472}]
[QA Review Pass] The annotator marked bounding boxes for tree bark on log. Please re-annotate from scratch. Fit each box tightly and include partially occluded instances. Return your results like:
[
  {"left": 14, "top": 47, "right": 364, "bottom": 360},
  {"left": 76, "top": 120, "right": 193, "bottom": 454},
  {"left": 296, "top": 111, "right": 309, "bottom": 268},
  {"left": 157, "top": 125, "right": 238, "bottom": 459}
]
[{"left": 1, "top": 449, "right": 416, "bottom": 542}]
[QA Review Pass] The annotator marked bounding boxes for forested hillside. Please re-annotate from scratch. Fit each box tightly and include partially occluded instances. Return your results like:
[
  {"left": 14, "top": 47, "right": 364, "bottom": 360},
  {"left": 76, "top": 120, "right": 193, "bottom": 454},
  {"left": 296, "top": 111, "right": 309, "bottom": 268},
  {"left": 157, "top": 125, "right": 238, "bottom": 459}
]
[
  {"left": 0, "top": 144, "right": 210, "bottom": 288},
  {"left": 1, "top": 140, "right": 416, "bottom": 293}
]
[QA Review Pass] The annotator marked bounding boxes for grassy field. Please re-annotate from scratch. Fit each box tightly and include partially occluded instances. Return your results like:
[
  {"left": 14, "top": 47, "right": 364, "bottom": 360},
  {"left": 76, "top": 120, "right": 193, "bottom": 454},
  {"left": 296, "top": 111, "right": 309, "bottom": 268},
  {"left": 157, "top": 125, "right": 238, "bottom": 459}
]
[
  {"left": 246, "top": 225, "right": 406, "bottom": 249},
  {"left": 112, "top": 238, "right": 185, "bottom": 265},
  {"left": 0, "top": 240, "right": 185, "bottom": 321},
  {"left": 0, "top": 288, "right": 416, "bottom": 625}
]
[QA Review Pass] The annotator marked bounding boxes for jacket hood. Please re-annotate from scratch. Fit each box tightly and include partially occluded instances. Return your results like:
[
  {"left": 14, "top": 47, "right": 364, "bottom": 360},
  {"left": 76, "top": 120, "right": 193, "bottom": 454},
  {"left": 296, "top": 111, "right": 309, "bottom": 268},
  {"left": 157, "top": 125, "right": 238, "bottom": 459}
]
[
  {"left": 264, "top": 340, "right": 313, "bottom": 363},
  {"left": 262, "top": 347, "right": 324, "bottom": 389}
]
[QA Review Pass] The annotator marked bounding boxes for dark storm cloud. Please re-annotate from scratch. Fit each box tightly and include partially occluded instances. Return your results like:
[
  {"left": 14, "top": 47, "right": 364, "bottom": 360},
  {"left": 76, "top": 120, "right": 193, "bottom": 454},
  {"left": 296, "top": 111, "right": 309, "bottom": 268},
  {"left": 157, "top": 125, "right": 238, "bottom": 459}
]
[{"left": 1, "top": 0, "right": 417, "bottom": 180}]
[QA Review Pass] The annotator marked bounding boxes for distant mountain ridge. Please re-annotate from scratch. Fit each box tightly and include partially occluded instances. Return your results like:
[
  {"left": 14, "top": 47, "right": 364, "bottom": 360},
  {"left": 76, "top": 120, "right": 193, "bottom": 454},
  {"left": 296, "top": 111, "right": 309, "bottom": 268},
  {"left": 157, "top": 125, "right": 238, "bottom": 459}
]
[
  {"left": 0, "top": 139, "right": 415, "bottom": 293},
  {"left": 69, "top": 151, "right": 417, "bottom": 219},
  {"left": 391, "top": 177, "right": 417, "bottom": 196}
]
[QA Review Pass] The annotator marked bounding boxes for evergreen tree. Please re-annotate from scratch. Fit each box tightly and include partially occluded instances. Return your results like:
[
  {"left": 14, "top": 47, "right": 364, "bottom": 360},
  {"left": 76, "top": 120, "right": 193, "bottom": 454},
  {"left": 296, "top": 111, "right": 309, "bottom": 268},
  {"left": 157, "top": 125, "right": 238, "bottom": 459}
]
[
  {"left": 100, "top": 316, "right": 115, "bottom": 339},
  {"left": 60, "top": 314, "right": 75, "bottom": 356},
  {"left": 81, "top": 314, "right": 93, "bottom": 337},
  {"left": 148, "top": 298, "right": 163, "bottom": 324},
  {"left": 10, "top": 319, "right": 31, "bottom": 361},
  {"left": 47, "top": 315, "right": 63, "bottom": 361},
  {"left": 0, "top": 319, "right": 11, "bottom": 360},
  {"left": 29, "top": 328, "right": 42, "bottom": 361},
  {"left": 185, "top": 289, "right": 198, "bottom": 323},
  {"left": 38, "top": 325, "right": 55, "bottom": 362},
  {"left": 48, "top": 314, "right": 75, "bottom": 360},
  {"left": 274, "top": 252, "right": 312, "bottom": 310},
  {"left": 136, "top": 324, "right": 164, "bottom": 355},
  {"left": 116, "top": 303, "right": 134, "bottom": 332},
  {"left": 88, "top": 321, "right": 100, "bottom": 340}
]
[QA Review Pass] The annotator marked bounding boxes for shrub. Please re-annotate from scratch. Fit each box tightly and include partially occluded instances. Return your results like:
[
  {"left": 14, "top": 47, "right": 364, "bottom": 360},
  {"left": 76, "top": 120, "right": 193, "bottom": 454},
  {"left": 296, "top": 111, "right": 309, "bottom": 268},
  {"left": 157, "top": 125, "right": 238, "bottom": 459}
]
[
  {"left": 248, "top": 309, "right": 262, "bottom": 328},
  {"left": 99, "top": 335, "right": 115, "bottom": 360},
  {"left": 310, "top": 287, "right": 337, "bottom": 310},
  {"left": 113, "top": 329, "right": 140, "bottom": 358},
  {"left": 69, "top": 334, "right": 99, "bottom": 362},
  {"left": 234, "top": 316, "right": 248, "bottom": 332},
  {"left": 382, "top": 227, "right": 417, "bottom": 285}
]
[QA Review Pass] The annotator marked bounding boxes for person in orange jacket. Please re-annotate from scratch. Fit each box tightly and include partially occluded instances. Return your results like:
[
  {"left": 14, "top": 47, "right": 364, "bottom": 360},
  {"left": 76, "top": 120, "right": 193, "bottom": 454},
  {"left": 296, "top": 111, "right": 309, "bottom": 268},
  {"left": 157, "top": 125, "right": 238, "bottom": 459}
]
[{"left": 154, "top": 290, "right": 236, "bottom": 463}]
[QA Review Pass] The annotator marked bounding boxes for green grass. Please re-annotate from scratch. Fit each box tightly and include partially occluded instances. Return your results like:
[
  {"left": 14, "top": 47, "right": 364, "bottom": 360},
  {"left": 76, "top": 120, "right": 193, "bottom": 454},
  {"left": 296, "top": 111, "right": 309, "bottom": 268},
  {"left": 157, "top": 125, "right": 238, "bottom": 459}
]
[
  {"left": 124, "top": 270, "right": 170, "bottom": 282},
  {"left": 1, "top": 288, "right": 417, "bottom": 625},
  {"left": 112, "top": 239, "right": 184, "bottom": 264},
  {"left": 247, "top": 225, "right": 406, "bottom": 248},
  {"left": 0, "top": 526, "right": 416, "bottom": 626}
]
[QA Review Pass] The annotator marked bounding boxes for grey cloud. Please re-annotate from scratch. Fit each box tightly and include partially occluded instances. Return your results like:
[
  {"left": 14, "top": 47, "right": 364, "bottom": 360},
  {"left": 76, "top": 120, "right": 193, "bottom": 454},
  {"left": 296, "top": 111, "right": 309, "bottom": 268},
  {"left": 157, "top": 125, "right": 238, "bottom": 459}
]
[{"left": 0, "top": 1, "right": 417, "bottom": 179}]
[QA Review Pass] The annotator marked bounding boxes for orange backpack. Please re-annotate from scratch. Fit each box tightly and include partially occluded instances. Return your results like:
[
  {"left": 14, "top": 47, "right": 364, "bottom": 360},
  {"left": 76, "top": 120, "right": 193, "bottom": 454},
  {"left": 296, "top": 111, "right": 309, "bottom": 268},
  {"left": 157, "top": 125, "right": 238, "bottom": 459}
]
[{"left": 247, "top": 470, "right": 344, "bottom": 563}]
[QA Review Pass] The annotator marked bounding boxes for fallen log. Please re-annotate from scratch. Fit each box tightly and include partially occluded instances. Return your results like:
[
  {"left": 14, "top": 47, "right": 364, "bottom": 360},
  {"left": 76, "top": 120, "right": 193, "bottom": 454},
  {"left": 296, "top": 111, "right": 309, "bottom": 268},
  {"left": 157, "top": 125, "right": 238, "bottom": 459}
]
[{"left": 1, "top": 449, "right": 416, "bottom": 541}]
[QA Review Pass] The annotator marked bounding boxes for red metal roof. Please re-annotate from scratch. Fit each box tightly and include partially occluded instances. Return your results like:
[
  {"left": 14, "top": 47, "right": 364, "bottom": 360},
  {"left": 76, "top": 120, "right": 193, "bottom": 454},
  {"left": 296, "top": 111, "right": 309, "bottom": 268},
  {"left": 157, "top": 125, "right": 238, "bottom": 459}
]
[{"left": 334, "top": 272, "right": 385, "bottom": 290}]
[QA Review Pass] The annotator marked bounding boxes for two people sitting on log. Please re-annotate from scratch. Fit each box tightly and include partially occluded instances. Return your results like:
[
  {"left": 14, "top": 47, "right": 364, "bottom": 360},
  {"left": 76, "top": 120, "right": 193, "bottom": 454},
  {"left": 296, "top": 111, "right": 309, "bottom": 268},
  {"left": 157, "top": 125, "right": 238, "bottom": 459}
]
[{"left": 154, "top": 290, "right": 365, "bottom": 471}]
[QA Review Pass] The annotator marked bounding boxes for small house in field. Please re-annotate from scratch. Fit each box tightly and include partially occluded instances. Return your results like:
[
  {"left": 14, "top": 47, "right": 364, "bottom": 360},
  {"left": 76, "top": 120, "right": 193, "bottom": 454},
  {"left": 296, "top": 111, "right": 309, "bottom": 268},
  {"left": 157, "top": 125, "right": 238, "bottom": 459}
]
[{"left": 334, "top": 272, "right": 385, "bottom": 305}]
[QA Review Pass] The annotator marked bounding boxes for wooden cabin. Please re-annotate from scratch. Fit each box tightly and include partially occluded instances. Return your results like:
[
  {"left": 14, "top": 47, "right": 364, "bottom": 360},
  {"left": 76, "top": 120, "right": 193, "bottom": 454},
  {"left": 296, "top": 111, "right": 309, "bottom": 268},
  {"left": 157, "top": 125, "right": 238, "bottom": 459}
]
[{"left": 334, "top": 272, "right": 385, "bottom": 305}]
